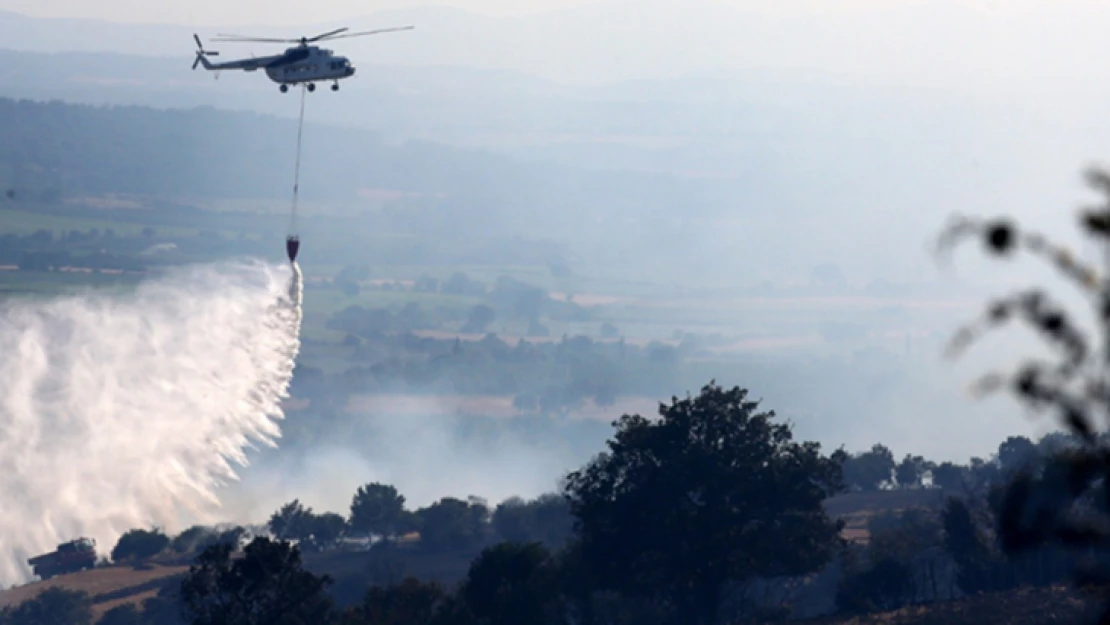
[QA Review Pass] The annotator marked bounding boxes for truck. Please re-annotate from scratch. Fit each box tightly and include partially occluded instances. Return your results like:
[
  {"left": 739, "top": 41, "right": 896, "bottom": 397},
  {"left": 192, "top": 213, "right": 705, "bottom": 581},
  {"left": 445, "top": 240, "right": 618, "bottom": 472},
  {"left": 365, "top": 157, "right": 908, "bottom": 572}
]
[{"left": 27, "top": 538, "right": 97, "bottom": 580}]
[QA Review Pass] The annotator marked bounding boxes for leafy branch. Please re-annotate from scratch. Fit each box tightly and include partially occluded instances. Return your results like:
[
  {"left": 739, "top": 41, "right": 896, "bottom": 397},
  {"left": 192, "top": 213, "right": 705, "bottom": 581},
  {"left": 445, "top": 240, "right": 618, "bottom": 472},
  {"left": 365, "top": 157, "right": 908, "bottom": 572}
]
[{"left": 939, "top": 167, "right": 1110, "bottom": 608}]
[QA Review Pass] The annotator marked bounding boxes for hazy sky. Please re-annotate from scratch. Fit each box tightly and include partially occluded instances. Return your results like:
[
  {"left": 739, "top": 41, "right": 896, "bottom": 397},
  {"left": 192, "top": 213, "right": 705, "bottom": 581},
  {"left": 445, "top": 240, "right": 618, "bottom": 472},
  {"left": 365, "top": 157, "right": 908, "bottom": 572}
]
[
  {"left": 0, "top": 0, "right": 1053, "bottom": 26},
  {"left": 3, "top": 0, "right": 592, "bottom": 24},
  {"left": 3, "top": 0, "right": 1108, "bottom": 89}
]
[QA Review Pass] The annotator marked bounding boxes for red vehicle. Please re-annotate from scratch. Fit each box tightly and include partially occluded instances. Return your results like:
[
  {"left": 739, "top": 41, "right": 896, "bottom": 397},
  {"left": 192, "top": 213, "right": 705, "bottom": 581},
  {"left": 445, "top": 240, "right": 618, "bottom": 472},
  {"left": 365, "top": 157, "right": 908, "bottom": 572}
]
[{"left": 27, "top": 538, "right": 97, "bottom": 580}]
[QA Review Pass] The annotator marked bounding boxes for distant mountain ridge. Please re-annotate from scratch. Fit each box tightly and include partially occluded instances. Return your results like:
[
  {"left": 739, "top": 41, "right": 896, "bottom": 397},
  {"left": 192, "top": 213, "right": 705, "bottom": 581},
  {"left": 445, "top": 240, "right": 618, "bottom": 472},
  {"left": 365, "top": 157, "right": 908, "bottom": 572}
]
[{"left": 0, "top": 94, "right": 753, "bottom": 225}]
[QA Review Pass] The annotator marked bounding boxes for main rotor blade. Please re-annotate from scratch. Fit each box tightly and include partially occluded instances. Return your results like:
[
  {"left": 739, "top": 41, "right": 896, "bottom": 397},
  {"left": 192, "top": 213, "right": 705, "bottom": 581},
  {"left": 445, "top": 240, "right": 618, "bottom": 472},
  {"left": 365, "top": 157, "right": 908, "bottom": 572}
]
[
  {"left": 209, "top": 25, "right": 412, "bottom": 44},
  {"left": 318, "top": 26, "right": 414, "bottom": 40},
  {"left": 306, "top": 27, "right": 349, "bottom": 42},
  {"left": 211, "top": 34, "right": 299, "bottom": 43},
  {"left": 193, "top": 33, "right": 203, "bottom": 49}
]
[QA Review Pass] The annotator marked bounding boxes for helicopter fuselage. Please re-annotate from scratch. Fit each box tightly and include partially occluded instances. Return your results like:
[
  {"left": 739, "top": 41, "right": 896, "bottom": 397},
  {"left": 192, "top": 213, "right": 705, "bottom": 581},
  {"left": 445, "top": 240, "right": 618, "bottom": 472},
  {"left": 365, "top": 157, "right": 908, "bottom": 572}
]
[
  {"left": 265, "top": 46, "right": 356, "bottom": 84},
  {"left": 197, "top": 45, "right": 356, "bottom": 91}
]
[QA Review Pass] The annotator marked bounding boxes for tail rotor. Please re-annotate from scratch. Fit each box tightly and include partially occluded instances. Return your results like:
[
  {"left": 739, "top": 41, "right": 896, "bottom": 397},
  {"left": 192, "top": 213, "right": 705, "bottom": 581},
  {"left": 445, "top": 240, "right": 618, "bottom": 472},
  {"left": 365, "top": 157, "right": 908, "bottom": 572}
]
[{"left": 192, "top": 34, "right": 220, "bottom": 70}]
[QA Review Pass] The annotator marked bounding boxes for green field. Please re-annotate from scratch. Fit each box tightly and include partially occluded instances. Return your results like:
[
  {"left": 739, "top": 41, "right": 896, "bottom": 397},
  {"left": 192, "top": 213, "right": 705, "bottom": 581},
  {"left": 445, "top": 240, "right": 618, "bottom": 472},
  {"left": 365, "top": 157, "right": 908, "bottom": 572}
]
[
  {"left": 0, "top": 204, "right": 201, "bottom": 238},
  {"left": 0, "top": 268, "right": 141, "bottom": 297}
]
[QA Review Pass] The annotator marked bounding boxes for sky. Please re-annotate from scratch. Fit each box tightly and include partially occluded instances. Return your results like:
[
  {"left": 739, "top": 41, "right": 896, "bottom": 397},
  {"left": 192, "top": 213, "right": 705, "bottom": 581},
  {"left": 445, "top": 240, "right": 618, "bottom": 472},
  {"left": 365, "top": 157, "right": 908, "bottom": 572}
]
[
  {"left": 1, "top": 0, "right": 595, "bottom": 24},
  {"left": 2, "top": 0, "right": 1108, "bottom": 90},
  {"left": 0, "top": 0, "right": 1065, "bottom": 26}
]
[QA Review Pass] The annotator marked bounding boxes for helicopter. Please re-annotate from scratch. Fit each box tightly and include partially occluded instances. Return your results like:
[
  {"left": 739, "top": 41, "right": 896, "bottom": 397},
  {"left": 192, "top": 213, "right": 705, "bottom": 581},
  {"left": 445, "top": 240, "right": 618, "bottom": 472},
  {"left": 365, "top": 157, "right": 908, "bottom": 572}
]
[{"left": 191, "top": 26, "right": 414, "bottom": 93}]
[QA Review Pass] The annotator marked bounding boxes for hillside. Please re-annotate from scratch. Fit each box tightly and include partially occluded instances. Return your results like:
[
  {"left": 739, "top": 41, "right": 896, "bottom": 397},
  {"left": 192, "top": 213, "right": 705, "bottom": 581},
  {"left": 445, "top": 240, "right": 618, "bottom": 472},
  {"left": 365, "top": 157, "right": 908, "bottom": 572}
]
[
  {"left": 0, "top": 95, "right": 735, "bottom": 226},
  {"left": 0, "top": 96, "right": 533, "bottom": 202},
  {"left": 0, "top": 563, "right": 188, "bottom": 619},
  {"left": 0, "top": 94, "right": 803, "bottom": 287}
]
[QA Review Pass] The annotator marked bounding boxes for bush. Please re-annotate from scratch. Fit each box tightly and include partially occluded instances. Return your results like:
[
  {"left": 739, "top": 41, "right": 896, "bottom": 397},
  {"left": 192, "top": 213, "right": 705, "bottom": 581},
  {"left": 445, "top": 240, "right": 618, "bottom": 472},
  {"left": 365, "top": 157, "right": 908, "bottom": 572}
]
[
  {"left": 4, "top": 587, "right": 93, "bottom": 625},
  {"left": 111, "top": 528, "right": 170, "bottom": 563}
]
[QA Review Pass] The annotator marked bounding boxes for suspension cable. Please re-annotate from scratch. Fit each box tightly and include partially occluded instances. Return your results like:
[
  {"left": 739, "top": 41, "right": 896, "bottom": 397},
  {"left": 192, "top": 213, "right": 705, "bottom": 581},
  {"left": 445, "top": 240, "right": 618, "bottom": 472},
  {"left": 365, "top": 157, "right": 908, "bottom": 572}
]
[{"left": 289, "top": 84, "right": 307, "bottom": 236}]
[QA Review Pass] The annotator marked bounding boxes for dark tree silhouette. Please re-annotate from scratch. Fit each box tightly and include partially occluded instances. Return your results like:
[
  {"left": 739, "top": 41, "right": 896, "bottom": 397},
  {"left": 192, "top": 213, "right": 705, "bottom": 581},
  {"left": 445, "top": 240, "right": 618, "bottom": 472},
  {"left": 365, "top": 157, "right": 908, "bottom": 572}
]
[
  {"left": 841, "top": 443, "right": 896, "bottom": 491},
  {"left": 931, "top": 462, "right": 967, "bottom": 491},
  {"left": 112, "top": 528, "right": 170, "bottom": 563},
  {"left": 300, "top": 513, "right": 348, "bottom": 553},
  {"left": 337, "top": 577, "right": 447, "bottom": 625},
  {"left": 996, "top": 435, "right": 1038, "bottom": 475},
  {"left": 895, "top": 454, "right": 933, "bottom": 489},
  {"left": 416, "top": 497, "right": 490, "bottom": 552},
  {"left": 491, "top": 493, "right": 573, "bottom": 549},
  {"left": 349, "top": 483, "right": 410, "bottom": 539},
  {"left": 97, "top": 603, "right": 143, "bottom": 625},
  {"left": 836, "top": 550, "right": 914, "bottom": 614},
  {"left": 137, "top": 583, "right": 188, "bottom": 625},
  {"left": 459, "top": 542, "right": 563, "bottom": 625},
  {"left": 179, "top": 537, "right": 333, "bottom": 625},
  {"left": 269, "top": 500, "right": 314, "bottom": 542},
  {"left": 941, "top": 496, "right": 1001, "bottom": 594},
  {"left": 0, "top": 587, "right": 93, "bottom": 625},
  {"left": 563, "top": 381, "right": 845, "bottom": 625}
]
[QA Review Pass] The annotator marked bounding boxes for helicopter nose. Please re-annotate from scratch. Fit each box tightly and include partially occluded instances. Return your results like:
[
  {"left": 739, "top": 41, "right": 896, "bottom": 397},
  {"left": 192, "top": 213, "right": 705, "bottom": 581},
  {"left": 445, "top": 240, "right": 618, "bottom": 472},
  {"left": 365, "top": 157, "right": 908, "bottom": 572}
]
[{"left": 347, "top": 66, "right": 355, "bottom": 77}]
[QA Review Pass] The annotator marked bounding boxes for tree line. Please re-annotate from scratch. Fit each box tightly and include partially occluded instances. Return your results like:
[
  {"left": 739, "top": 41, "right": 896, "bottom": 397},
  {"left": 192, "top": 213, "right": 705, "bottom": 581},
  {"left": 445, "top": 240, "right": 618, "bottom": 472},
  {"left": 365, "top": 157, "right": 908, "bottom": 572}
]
[
  {"left": 833, "top": 433, "right": 1109, "bottom": 614},
  {"left": 0, "top": 225, "right": 274, "bottom": 272},
  {"left": 6, "top": 381, "right": 1097, "bottom": 625},
  {"left": 4, "top": 382, "right": 842, "bottom": 624},
  {"left": 837, "top": 433, "right": 1053, "bottom": 493}
]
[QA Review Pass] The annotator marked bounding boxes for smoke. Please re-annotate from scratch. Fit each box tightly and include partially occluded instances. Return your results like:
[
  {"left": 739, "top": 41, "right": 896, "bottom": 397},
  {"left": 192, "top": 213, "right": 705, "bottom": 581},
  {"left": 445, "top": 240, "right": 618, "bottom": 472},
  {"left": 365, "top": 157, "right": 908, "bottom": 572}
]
[
  {"left": 223, "top": 394, "right": 603, "bottom": 523},
  {"left": 0, "top": 259, "right": 302, "bottom": 585}
]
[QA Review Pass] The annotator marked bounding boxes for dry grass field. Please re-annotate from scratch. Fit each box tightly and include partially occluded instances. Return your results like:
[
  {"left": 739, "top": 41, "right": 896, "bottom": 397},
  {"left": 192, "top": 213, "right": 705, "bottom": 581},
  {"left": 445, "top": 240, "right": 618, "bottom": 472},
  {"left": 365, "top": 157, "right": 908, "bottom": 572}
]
[{"left": 0, "top": 562, "right": 189, "bottom": 619}]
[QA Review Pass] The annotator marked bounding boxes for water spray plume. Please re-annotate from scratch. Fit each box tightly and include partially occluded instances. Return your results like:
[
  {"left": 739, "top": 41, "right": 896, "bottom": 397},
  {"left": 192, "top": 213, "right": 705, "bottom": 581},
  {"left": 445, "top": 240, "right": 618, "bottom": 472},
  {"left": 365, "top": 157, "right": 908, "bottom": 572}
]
[{"left": 0, "top": 259, "right": 302, "bottom": 585}]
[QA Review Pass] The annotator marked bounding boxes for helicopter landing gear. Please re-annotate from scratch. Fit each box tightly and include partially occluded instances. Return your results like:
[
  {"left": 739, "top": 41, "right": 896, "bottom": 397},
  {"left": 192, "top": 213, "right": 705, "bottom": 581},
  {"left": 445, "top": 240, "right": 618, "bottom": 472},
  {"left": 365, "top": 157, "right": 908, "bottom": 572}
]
[
  {"left": 331, "top": 82, "right": 339, "bottom": 92},
  {"left": 279, "top": 84, "right": 289, "bottom": 93},
  {"left": 307, "top": 83, "right": 316, "bottom": 92}
]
